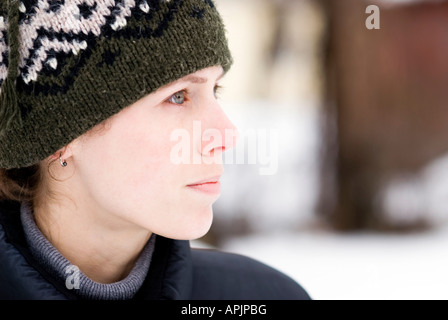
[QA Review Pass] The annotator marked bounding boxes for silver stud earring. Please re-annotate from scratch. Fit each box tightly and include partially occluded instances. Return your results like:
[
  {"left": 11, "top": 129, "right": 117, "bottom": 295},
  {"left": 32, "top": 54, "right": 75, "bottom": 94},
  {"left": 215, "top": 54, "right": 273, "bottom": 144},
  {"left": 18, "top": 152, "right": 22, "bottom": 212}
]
[{"left": 59, "top": 153, "right": 67, "bottom": 167}]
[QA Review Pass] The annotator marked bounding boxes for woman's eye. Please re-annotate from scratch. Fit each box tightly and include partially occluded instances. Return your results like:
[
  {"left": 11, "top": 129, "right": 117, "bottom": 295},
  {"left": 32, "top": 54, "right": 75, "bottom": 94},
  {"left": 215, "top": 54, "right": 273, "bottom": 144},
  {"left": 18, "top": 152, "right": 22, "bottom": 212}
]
[
  {"left": 168, "top": 91, "right": 186, "bottom": 105},
  {"left": 214, "top": 85, "right": 222, "bottom": 99}
]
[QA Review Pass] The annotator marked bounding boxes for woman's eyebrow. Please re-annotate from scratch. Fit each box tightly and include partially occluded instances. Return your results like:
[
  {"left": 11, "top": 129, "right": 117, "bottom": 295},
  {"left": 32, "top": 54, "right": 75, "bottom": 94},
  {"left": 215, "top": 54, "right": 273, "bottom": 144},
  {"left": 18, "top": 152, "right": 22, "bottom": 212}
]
[
  {"left": 183, "top": 75, "right": 208, "bottom": 84},
  {"left": 182, "top": 70, "right": 225, "bottom": 84},
  {"left": 161, "top": 71, "right": 225, "bottom": 91}
]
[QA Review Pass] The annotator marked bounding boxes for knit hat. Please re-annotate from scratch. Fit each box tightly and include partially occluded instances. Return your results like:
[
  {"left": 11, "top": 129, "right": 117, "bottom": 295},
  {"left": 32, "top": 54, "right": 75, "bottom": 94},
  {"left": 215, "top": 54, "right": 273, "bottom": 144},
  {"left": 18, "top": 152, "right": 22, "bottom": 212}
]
[{"left": 0, "top": 0, "right": 232, "bottom": 169}]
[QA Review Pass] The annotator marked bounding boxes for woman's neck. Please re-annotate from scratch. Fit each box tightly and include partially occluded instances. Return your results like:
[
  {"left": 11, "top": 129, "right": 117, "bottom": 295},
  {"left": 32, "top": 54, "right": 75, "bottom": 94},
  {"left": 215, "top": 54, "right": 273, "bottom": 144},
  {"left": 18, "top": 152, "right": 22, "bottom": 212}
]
[{"left": 33, "top": 192, "right": 152, "bottom": 284}]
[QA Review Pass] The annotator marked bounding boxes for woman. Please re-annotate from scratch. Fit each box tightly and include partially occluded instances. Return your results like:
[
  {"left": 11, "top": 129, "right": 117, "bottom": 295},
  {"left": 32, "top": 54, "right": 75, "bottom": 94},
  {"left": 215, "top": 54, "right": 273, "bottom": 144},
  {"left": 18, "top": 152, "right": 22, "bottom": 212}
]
[{"left": 0, "top": 0, "right": 310, "bottom": 300}]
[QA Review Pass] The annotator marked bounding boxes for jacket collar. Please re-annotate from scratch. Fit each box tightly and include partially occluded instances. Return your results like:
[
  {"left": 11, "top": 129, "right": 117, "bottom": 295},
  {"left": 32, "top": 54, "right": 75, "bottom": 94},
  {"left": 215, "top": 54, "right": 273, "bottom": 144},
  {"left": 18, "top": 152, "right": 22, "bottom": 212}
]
[
  {"left": 135, "top": 236, "right": 193, "bottom": 300},
  {"left": 0, "top": 200, "right": 193, "bottom": 300}
]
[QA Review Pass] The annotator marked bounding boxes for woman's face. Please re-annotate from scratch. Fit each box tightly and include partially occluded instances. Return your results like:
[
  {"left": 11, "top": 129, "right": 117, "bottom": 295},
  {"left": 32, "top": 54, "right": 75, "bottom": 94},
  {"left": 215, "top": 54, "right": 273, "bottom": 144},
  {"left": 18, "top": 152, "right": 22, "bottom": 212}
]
[{"left": 67, "top": 66, "right": 238, "bottom": 240}]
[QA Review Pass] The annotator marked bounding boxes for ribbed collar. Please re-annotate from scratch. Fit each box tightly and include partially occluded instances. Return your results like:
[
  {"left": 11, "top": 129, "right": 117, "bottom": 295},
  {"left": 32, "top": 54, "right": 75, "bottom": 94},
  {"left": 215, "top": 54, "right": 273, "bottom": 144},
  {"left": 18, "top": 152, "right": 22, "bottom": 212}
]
[{"left": 20, "top": 202, "right": 156, "bottom": 300}]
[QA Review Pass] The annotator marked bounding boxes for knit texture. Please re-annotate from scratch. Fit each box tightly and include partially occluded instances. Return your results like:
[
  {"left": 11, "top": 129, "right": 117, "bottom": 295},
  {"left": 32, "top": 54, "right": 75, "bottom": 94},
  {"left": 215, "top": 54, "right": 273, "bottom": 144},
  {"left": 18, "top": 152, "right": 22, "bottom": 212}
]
[
  {"left": 20, "top": 201, "right": 157, "bottom": 300},
  {"left": 0, "top": 0, "right": 232, "bottom": 168}
]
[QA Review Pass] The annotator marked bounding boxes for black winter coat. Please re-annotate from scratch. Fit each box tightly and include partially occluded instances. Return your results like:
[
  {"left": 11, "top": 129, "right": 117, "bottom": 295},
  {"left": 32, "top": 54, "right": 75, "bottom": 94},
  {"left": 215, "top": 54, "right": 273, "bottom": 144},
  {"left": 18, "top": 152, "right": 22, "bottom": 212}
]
[{"left": 0, "top": 201, "right": 310, "bottom": 300}]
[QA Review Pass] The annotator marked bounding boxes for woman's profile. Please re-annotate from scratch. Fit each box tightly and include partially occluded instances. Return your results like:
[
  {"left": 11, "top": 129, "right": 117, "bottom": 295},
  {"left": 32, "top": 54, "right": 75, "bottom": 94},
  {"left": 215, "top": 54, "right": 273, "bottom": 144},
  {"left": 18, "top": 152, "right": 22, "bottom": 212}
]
[{"left": 0, "top": 0, "right": 310, "bottom": 300}]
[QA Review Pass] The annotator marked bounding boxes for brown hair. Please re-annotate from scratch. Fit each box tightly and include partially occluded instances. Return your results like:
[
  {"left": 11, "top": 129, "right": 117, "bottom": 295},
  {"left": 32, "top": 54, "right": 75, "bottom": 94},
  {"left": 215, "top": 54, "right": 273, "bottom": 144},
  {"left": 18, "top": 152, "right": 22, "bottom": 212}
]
[{"left": 0, "top": 164, "right": 43, "bottom": 204}]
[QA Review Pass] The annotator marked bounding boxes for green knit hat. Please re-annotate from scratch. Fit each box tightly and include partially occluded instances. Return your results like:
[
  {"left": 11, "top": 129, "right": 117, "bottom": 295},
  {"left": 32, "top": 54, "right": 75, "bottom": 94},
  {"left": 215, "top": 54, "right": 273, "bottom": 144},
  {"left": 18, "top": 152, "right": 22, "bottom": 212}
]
[{"left": 0, "top": 0, "right": 232, "bottom": 169}]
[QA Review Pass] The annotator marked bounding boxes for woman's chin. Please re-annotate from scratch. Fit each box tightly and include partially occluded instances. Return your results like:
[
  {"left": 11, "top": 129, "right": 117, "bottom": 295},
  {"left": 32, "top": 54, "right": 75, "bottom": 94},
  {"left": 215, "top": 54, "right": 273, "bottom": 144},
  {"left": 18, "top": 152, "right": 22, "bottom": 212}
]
[{"left": 153, "top": 206, "right": 214, "bottom": 241}]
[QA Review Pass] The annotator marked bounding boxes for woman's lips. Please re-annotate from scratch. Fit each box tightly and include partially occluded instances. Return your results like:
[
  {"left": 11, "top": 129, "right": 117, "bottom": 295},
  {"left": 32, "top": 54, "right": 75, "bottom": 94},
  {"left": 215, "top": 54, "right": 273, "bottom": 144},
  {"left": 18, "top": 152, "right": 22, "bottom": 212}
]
[{"left": 187, "top": 177, "right": 221, "bottom": 195}]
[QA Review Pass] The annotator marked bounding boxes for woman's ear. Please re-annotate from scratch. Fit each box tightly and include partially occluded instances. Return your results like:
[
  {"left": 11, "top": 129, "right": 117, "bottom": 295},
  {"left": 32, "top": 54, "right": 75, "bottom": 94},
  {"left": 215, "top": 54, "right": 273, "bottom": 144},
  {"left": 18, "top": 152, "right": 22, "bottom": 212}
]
[
  {"left": 49, "top": 144, "right": 74, "bottom": 163},
  {"left": 48, "top": 130, "right": 85, "bottom": 165}
]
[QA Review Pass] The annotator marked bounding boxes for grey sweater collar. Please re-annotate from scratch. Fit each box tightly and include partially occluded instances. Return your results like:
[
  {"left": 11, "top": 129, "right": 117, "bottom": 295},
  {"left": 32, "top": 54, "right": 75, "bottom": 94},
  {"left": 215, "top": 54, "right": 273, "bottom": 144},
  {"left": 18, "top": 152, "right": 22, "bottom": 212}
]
[{"left": 20, "top": 202, "right": 156, "bottom": 300}]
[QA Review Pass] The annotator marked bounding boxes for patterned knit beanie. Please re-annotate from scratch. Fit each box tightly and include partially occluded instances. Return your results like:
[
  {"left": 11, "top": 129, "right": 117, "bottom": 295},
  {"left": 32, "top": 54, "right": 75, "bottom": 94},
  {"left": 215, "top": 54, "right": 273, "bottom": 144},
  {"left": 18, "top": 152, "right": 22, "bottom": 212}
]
[{"left": 0, "top": 0, "right": 232, "bottom": 169}]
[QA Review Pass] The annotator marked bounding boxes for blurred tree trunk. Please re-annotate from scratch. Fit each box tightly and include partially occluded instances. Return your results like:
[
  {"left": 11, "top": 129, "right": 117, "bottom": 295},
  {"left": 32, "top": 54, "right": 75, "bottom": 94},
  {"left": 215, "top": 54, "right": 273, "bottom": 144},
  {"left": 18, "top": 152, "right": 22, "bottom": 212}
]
[{"left": 319, "top": 0, "right": 448, "bottom": 231}]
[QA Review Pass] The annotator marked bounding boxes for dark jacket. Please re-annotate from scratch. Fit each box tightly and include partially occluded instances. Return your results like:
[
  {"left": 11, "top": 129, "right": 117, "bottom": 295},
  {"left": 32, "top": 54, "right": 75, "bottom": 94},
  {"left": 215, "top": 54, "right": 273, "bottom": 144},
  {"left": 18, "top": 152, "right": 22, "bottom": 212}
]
[{"left": 0, "top": 201, "right": 310, "bottom": 300}]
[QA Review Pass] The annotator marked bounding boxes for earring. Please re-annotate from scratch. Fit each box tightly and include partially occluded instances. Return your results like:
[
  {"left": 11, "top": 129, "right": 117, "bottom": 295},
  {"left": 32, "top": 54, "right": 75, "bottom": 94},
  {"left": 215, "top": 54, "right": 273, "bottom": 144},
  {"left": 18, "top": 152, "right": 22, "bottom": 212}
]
[{"left": 59, "top": 153, "right": 67, "bottom": 167}]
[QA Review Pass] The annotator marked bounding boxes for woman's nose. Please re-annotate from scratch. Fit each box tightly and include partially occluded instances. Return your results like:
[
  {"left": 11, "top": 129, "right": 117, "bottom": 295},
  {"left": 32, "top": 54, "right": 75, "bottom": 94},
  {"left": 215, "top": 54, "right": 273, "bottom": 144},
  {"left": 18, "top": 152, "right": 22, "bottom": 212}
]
[{"left": 200, "top": 102, "right": 239, "bottom": 158}]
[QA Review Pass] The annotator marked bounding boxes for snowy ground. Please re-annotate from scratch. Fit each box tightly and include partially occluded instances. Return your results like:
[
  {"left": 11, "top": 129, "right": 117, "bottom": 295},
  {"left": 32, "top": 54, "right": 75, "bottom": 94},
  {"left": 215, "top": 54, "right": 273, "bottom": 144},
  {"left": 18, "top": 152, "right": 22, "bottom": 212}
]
[
  {"left": 193, "top": 224, "right": 448, "bottom": 300},
  {"left": 197, "top": 100, "right": 448, "bottom": 300},
  {"left": 214, "top": 226, "right": 448, "bottom": 300}
]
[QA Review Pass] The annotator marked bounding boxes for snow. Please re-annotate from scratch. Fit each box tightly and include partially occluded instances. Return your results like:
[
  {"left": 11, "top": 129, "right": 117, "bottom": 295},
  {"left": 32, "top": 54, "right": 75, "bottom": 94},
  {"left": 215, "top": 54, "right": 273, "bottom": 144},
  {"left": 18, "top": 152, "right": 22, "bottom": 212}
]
[
  {"left": 214, "top": 227, "right": 448, "bottom": 300},
  {"left": 380, "top": 153, "right": 448, "bottom": 227}
]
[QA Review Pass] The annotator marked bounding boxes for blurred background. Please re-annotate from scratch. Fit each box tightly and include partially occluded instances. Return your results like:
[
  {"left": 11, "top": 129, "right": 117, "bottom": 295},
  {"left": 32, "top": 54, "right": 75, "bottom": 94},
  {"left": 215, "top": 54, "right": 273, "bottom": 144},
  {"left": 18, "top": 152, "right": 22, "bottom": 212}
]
[{"left": 195, "top": 0, "right": 448, "bottom": 299}]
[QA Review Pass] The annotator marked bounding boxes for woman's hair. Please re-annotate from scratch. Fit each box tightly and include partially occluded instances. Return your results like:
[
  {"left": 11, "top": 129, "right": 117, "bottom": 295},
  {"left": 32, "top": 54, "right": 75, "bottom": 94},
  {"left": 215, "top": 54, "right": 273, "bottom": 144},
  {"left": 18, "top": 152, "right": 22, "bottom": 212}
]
[{"left": 0, "top": 164, "right": 43, "bottom": 204}]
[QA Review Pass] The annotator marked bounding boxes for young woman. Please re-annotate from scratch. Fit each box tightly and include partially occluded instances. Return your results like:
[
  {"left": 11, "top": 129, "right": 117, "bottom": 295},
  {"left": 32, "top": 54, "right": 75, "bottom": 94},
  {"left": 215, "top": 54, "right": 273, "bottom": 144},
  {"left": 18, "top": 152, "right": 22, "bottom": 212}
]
[{"left": 0, "top": 0, "right": 310, "bottom": 300}]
